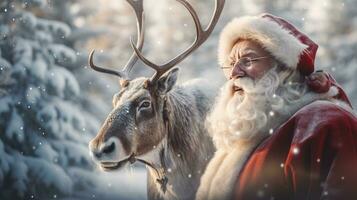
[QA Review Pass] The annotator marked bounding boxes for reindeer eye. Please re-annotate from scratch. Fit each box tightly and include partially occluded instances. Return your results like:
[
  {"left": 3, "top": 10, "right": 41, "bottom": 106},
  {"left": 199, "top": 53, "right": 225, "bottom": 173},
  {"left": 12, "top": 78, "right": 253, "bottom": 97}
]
[{"left": 138, "top": 100, "right": 151, "bottom": 110}]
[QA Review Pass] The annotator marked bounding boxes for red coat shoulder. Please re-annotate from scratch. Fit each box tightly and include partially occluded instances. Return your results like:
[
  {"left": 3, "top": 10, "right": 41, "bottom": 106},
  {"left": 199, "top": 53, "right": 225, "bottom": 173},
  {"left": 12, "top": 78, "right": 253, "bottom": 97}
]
[
  {"left": 293, "top": 100, "right": 355, "bottom": 125},
  {"left": 288, "top": 100, "right": 357, "bottom": 143},
  {"left": 235, "top": 100, "right": 357, "bottom": 200}
]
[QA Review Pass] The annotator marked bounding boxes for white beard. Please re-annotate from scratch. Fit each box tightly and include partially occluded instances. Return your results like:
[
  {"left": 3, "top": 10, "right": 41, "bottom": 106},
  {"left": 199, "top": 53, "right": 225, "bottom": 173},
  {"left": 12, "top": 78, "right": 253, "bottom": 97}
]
[
  {"left": 196, "top": 68, "right": 340, "bottom": 200},
  {"left": 207, "top": 67, "right": 339, "bottom": 150},
  {"left": 207, "top": 68, "right": 284, "bottom": 150}
]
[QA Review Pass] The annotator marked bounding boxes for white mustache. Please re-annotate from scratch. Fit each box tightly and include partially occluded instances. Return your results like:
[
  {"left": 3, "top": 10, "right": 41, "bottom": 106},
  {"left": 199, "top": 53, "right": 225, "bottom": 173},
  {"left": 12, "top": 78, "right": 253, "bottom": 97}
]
[
  {"left": 232, "top": 77, "right": 259, "bottom": 94},
  {"left": 232, "top": 69, "right": 280, "bottom": 95}
]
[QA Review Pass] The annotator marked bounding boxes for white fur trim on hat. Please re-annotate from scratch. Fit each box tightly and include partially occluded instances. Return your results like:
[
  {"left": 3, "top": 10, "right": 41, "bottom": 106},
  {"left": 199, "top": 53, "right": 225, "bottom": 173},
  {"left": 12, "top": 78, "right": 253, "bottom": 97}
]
[{"left": 218, "top": 15, "right": 308, "bottom": 69}]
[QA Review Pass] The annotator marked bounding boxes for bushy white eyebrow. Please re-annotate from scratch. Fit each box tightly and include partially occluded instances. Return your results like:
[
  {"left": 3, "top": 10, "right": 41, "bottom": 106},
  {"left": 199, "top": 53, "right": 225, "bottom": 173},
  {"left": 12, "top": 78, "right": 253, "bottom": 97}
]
[
  {"left": 239, "top": 49, "right": 258, "bottom": 57},
  {"left": 232, "top": 48, "right": 258, "bottom": 60}
]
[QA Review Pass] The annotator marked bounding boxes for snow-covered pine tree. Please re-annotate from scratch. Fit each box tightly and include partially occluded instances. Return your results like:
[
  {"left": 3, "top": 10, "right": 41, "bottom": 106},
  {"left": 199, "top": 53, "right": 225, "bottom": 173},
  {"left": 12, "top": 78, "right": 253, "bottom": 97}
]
[
  {"left": 0, "top": 0, "right": 103, "bottom": 199},
  {"left": 44, "top": 0, "right": 113, "bottom": 129}
]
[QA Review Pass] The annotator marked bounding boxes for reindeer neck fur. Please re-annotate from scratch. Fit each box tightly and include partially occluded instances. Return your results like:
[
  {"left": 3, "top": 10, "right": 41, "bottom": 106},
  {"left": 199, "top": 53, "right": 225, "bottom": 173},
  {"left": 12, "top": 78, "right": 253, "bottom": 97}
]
[{"left": 147, "top": 80, "right": 215, "bottom": 200}]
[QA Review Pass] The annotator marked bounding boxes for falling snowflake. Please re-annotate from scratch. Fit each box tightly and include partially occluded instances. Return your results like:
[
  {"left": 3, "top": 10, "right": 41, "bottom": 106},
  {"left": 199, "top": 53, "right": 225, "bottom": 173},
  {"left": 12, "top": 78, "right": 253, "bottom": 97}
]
[
  {"left": 269, "top": 111, "right": 275, "bottom": 116},
  {"left": 257, "top": 190, "right": 264, "bottom": 198},
  {"left": 292, "top": 147, "right": 299, "bottom": 155}
]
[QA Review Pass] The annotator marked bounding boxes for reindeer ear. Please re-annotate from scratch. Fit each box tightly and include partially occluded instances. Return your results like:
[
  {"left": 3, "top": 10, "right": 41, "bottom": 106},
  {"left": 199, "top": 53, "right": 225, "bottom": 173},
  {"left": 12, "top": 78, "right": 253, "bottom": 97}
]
[{"left": 157, "top": 68, "right": 179, "bottom": 94}]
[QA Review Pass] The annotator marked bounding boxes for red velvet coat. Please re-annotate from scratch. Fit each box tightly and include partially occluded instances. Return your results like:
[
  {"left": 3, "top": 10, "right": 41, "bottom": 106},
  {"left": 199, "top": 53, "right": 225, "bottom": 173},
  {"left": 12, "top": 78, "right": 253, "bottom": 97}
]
[{"left": 234, "top": 100, "right": 357, "bottom": 200}]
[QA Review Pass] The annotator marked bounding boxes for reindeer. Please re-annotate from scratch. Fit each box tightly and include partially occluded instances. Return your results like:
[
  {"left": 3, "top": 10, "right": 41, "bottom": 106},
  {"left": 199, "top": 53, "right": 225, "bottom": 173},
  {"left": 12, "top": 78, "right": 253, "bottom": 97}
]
[{"left": 88, "top": 0, "right": 225, "bottom": 199}]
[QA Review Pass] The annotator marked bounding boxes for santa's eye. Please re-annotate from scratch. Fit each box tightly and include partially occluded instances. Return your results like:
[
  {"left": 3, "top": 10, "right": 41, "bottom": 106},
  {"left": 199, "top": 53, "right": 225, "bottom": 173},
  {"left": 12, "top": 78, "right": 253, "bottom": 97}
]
[
  {"left": 237, "top": 57, "right": 252, "bottom": 68},
  {"left": 230, "top": 60, "right": 236, "bottom": 66}
]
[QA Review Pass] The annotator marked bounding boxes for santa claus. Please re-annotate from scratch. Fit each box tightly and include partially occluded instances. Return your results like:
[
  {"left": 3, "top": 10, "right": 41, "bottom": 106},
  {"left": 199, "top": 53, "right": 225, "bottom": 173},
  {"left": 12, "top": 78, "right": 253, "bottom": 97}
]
[{"left": 196, "top": 13, "right": 357, "bottom": 200}]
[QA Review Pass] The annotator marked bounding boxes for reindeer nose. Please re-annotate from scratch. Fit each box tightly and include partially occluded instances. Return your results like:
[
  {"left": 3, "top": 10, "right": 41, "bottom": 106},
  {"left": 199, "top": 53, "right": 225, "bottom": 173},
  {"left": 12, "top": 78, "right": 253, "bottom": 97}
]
[
  {"left": 89, "top": 139, "right": 116, "bottom": 159},
  {"left": 94, "top": 151, "right": 102, "bottom": 158},
  {"left": 102, "top": 142, "right": 115, "bottom": 154}
]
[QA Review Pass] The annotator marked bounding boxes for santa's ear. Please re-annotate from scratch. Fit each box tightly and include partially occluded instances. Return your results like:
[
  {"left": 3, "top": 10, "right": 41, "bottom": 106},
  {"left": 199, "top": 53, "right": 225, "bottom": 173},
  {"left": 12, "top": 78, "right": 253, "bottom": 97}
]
[{"left": 156, "top": 68, "right": 179, "bottom": 94}]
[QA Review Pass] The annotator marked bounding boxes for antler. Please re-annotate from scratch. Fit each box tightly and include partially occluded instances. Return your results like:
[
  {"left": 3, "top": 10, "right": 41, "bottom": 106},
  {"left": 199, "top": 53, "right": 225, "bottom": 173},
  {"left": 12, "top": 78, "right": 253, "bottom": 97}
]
[
  {"left": 130, "top": 0, "right": 225, "bottom": 83},
  {"left": 89, "top": 0, "right": 145, "bottom": 80}
]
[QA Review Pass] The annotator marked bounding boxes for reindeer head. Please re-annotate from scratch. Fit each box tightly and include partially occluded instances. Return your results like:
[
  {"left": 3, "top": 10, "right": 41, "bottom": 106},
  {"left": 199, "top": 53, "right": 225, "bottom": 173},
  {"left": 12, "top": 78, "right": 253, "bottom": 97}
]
[
  {"left": 89, "top": 70, "right": 179, "bottom": 170},
  {"left": 88, "top": 0, "right": 224, "bottom": 170}
]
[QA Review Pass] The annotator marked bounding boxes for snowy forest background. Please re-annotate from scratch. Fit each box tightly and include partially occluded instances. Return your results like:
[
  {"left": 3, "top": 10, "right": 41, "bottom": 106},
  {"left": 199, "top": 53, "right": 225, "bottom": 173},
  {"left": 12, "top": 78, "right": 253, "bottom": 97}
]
[{"left": 0, "top": 0, "right": 356, "bottom": 199}]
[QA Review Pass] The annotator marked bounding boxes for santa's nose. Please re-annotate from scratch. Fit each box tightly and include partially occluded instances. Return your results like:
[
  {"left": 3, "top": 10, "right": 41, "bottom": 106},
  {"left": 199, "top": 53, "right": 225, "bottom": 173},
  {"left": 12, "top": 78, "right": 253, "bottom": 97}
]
[{"left": 230, "top": 64, "right": 246, "bottom": 79}]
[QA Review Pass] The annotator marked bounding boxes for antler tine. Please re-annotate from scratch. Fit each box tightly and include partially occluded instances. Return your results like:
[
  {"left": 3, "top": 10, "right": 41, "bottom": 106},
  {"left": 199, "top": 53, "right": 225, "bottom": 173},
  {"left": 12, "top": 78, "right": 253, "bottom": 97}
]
[
  {"left": 122, "top": 0, "right": 145, "bottom": 74},
  {"left": 89, "top": 50, "right": 125, "bottom": 77},
  {"left": 88, "top": 0, "right": 145, "bottom": 80},
  {"left": 130, "top": 0, "right": 225, "bottom": 83}
]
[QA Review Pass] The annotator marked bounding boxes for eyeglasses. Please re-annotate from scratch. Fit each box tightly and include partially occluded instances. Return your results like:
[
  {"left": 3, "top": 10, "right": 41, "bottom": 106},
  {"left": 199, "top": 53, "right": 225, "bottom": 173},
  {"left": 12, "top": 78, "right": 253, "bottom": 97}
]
[{"left": 221, "top": 56, "right": 269, "bottom": 70}]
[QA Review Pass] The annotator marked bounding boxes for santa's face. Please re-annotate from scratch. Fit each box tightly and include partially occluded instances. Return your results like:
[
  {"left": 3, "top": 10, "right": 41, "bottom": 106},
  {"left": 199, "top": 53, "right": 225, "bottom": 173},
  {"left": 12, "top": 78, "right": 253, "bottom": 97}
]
[
  {"left": 210, "top": 39, "right": 310, "bottom": 148},
  {"left": 209, "top": 44, "right": 283, "bottom": 148},
  {"left": 222, "top": 39, "right": 275, "bottom": 81}
]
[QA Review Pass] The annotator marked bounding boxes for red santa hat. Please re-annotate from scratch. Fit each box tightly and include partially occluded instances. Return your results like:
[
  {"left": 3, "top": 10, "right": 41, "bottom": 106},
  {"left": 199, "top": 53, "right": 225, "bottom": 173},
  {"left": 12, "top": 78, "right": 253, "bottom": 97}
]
[
  {"left": 218, "top": 13, "right": 318, "bottom": 76},
  {"left": 218, "top": 13, "right": 353, "bottom": 108}
]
